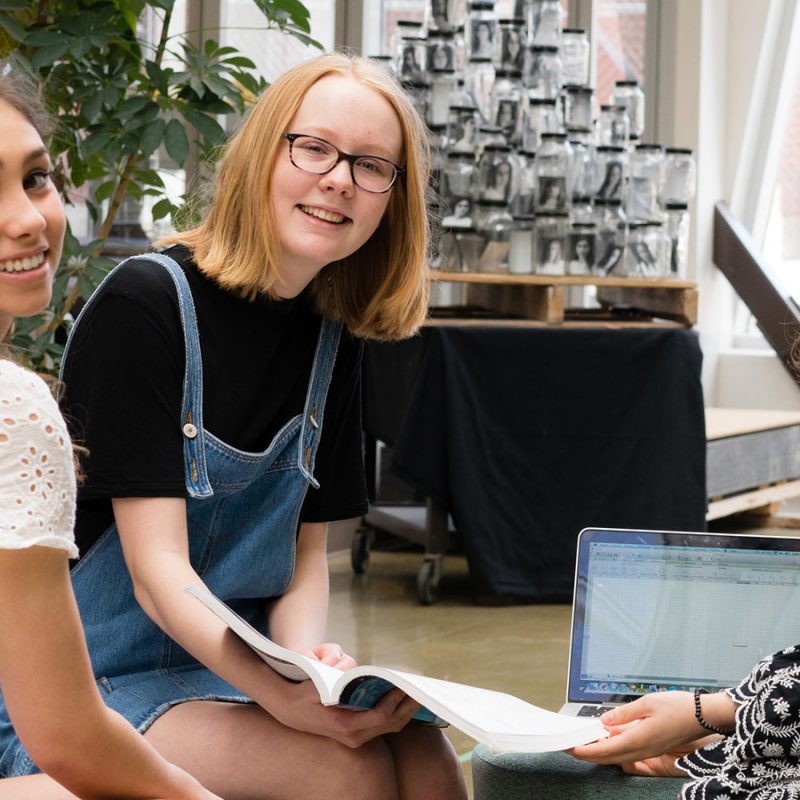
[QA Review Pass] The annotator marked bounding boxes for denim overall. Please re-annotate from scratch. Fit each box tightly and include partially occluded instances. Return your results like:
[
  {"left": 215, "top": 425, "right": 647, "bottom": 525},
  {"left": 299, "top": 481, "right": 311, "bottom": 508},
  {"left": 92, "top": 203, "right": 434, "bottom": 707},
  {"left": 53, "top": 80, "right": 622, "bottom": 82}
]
[{"left": 0, "top": 253, "right": 342, "bottom": 776}]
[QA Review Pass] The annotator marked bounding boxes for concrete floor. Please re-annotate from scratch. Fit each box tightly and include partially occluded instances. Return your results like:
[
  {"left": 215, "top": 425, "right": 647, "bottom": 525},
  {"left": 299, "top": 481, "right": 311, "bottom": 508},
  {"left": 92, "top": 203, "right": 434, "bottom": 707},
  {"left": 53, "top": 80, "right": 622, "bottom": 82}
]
[
  {"left": 327, "top": 548, "right": 574, "bottom": 799},
  {"left": 327, "top": 515, "right": 800, "bottom": 799}
]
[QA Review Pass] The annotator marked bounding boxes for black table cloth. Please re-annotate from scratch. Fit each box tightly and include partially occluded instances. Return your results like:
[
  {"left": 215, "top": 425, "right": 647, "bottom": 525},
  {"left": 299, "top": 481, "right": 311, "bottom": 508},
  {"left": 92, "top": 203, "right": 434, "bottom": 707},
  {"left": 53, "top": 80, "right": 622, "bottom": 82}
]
[{"left": 363, "top": 325, "right": 706, "bottom": 599}]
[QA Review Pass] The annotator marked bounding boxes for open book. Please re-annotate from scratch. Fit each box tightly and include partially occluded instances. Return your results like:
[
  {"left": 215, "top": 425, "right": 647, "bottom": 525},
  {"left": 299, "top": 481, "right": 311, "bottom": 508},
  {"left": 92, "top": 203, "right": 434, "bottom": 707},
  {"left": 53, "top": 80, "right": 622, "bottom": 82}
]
[{"left": 185, "top": 585, "right": 606, "bottom": 754}]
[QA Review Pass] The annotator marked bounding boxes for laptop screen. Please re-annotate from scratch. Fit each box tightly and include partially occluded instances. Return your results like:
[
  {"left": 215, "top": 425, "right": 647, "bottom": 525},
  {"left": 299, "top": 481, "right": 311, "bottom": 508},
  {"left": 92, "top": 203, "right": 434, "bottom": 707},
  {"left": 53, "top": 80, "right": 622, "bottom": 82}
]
[{"left": 567, "top": 528, "right": 800, "bottom": 705}]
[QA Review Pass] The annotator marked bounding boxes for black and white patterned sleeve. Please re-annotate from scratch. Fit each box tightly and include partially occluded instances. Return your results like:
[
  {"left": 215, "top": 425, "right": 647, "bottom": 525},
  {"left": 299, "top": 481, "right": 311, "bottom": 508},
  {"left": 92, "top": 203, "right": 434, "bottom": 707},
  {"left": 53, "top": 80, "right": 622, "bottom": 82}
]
[{"left": 676, "top": 644, "right": 800, "bottom": 799}]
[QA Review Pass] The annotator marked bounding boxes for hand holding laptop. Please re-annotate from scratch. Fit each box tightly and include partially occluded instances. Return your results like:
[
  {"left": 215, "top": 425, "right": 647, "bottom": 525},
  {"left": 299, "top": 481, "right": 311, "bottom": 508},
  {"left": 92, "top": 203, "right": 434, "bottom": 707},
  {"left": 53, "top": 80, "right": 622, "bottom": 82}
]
[{"left": 568, "top": 690, "right": 733, "bottom": 775}]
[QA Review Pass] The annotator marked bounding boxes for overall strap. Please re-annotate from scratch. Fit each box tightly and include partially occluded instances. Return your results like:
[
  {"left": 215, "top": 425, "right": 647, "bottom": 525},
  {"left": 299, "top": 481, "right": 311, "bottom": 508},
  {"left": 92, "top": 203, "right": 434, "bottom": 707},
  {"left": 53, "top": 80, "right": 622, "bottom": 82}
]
[
  {"left": 297, "top": 319, "right": 343, "bottom": 487},
  {"left": 60, "top": 253, "right": 212, "bottom": 498},
  {"left": 139, "top": 253, "right": 213, "bottom": 498}
]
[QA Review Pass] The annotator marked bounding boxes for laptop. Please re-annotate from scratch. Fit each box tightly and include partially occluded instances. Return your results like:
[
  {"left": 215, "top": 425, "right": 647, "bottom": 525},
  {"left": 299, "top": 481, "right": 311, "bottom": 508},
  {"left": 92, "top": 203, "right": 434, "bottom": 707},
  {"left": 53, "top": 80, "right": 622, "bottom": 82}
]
[{"left": 560, "top": 527, "right": 800, "bottom": 717}]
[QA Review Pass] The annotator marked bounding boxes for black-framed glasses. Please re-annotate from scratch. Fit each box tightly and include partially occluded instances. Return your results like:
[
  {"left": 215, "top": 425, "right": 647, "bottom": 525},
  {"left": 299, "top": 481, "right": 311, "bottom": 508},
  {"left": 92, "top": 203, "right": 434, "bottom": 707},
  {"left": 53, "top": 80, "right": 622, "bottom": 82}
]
[{"left": 282, "top": 133, "right": 405, "bottom": 193}]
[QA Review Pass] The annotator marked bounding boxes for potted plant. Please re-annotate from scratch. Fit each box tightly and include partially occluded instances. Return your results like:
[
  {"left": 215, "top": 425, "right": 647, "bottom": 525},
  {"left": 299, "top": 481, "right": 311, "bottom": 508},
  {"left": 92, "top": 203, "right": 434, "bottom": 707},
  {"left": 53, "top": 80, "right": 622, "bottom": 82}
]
[{"left": 0, "top": 0, "right": 318, "bottom": 372}]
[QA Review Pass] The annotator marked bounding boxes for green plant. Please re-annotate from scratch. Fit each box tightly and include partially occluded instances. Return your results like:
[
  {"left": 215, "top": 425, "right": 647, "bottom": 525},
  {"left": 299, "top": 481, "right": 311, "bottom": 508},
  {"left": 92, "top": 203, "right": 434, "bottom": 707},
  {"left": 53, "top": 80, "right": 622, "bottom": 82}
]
[{"left": 1, "top": 0, "right": 319, "bottom": 372}]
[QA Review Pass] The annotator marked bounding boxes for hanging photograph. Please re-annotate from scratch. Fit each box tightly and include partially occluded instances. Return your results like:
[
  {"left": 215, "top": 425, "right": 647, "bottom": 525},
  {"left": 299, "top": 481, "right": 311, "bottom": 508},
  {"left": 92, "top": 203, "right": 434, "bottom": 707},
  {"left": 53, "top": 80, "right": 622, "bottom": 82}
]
[
  {"left": 629, "top": 240, "right": 659, "bottom": 275},
  {"left": 441, "top": 196, "right": 474, "bottom": 227},
  {"left": 429, "top": 42, "right": 455, "bottom": 71},
  {"left": 471, "top": 19, "right": 496, "bottom": 59},
  {"left": 537, "top": 176, "right": 567, "bottom": 211},
  {"left": 500, "top": 28, "right": 525, "bottom": 71},
  {"left": 429, "top": 0, "right": 467, "bottom": 31},
  {"left": 430, "top": 0, "right": 450, "bottom": 28},
  {"left": 495, "top": 98, "right": 519, "bottom": 139},
  {"left": 538, "top": 236, "right": 565, "bottom": 273},
  {"left": 451, "top": 110, "right": 479, "bottom": 152},
  {"left": 595, "top": 241, "right": 624, "bottom": 275},
  {"left": 399, "top": 45, "right": 425, "bottom": 82},
  {"left": 568, "top": 232, "right": 596, "bottom": 274},
  {"left": 481, "top": 161, "right": 514, "bottom": 202},
  {"left": 596, "top": 160, "right": 624, "bottom": 199}
]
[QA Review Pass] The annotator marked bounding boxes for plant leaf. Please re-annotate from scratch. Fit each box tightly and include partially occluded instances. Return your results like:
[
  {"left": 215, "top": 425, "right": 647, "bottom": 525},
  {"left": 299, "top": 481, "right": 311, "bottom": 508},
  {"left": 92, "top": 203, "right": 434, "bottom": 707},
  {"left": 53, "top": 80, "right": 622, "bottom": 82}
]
[
  {"left": 151, "top": 197, "right": 173, "bottom": 220},
  {"left": 139, "top": 117, "right": 166, "bottom": 158},
  {"left": 185, "top": 109, "right": 225, "bottom": 143},
  {"left": 145, "top": 59, "right": 170, "bottom": 95},
  {"left": 82, "top": 129, "right": 114, "bottom": 157},
  {"left": 0, "top": 12, "right": 24, "bottom": 41},
  {"left": 94, "top": 179, "right": 117, "bottom": 202},
  {"left": 116, "top": 94, "right": 151, "bottom": 121},
  {"left": 30, "top": 40, "right": 71, "bottom": 69},
  {"left": 164, "top": 118, "right": 189, "bottom": 165}
]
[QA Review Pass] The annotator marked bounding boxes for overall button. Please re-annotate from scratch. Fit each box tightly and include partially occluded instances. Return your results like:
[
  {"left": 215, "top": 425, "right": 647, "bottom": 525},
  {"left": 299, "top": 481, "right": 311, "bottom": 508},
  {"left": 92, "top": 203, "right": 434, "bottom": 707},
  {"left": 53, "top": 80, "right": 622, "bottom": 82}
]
[{"left": 183, "top": 422, "right": 198, "bottom": 439}]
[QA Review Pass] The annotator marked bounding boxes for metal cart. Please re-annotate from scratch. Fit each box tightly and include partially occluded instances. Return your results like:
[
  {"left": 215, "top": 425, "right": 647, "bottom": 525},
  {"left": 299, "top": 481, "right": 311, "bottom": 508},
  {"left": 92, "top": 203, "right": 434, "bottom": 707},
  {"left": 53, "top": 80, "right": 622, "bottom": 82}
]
[{"left": 350, "top": 436, "right": 456, "bottom": 605}]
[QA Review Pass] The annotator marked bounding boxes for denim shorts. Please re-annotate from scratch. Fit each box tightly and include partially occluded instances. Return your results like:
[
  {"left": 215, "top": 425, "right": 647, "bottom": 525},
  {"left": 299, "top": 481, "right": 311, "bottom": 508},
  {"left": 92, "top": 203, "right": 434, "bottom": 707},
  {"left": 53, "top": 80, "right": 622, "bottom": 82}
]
[{"left": 0, "top": 665, "right": 253, "bottom": 777}]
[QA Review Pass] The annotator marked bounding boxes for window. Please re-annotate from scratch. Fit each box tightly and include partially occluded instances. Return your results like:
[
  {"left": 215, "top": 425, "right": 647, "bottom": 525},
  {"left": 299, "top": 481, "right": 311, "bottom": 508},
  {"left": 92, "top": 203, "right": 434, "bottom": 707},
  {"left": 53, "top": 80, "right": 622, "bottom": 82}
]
[
  {"left": 219, "top": 0, "right": 336, "bottom": 82},
  {"left": 594, "top": 0, "right": 646, "bottom": 107},
  {"left": 763, "top": 69, "right": 800, "bottom": 306}
]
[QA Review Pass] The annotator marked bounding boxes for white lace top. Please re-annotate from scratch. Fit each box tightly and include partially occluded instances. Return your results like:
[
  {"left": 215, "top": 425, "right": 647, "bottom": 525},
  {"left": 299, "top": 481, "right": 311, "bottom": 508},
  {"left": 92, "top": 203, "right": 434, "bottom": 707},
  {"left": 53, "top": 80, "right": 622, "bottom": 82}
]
[{"left": 0, "top": 359, "right": 78, "bottom": 557}]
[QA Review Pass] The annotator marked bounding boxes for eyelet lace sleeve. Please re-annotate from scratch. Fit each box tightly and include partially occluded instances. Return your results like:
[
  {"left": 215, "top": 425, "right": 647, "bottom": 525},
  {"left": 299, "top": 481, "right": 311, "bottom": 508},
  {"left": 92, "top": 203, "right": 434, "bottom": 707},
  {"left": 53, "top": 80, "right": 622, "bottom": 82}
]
[
  {"left": 0, "top": 360, "right": 78, "bottom": 557},
  {"left": 676, "top": 644, "right": 800, "bottom": 799}
]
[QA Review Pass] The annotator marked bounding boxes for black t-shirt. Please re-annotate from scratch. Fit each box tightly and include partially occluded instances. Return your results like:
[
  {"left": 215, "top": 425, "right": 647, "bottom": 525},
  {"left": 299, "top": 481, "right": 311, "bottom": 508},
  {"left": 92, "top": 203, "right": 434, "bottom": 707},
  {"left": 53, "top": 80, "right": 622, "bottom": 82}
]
[{"left": 61, "top": 246, "right": 367, "bottom": 557}]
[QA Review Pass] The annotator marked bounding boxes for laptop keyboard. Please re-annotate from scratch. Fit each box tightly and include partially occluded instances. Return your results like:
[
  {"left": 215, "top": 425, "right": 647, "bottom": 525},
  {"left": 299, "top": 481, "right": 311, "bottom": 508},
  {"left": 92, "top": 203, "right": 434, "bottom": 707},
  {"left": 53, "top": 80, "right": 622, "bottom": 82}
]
[{"left": 577, "top": 705, "right": 615, "bottom": 717}]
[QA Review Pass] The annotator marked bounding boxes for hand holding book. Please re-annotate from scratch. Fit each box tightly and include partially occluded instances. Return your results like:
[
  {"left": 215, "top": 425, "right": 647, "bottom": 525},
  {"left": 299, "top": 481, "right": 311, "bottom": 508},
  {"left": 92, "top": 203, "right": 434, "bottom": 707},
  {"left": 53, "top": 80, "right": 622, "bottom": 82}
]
[
  {"left": 297, "top": 642, "right": 358, "bottom": 672},
  {"left": 186, "top": 584, "right": 606, "bottom": 754}
]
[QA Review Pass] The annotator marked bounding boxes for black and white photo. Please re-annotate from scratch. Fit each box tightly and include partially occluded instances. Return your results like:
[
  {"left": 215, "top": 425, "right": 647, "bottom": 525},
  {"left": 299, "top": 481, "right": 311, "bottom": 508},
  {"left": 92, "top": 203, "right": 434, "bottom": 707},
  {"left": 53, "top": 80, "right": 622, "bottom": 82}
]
[
  {"left": 595, "top": 242, "right": 624, "bottom": 275},
  {"left": 430, "top": 0, "right": 449, "bottom": 28},
  {"left": 429, "top": 42, "right": 455, "bottom": 71},
  {"left": 500, "top": 28, "right": 524, "bottom": 71},
  {"left": 482, "top": 161, "right": 513, "bottom": 202},
  {"left": 538, "top": 236, "right": 564, "bottom": 272},
  {"left": 538, "top": 176, "right": 567, "bottom": 211},
  {"left": 451, "top": 111, "right": 478, "bottom": 152},
  {"left": 442, "top": 196, "right": 474, "bottom": 227},
  {"left": 400, "top": 45, "right": 425, "bottom": 82},
  {"left": 471, "top": 19, "right": 495, "bottom": 59},
  {"left": 495, "top": 98, "right": 518, "bottom": 139},
  {"left": 568, "top": 233, "right": 595, "bottom": 274},
  {"left": 596, "top": 160, "right": 623, "bottom": 199}
]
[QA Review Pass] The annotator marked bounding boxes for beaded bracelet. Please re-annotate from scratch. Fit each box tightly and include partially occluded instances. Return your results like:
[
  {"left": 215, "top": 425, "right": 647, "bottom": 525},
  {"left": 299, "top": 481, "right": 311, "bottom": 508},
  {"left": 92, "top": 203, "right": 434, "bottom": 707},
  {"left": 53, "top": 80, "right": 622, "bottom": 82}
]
[{"left": 693, "top": 688, "right": 733, "bottom": 736}]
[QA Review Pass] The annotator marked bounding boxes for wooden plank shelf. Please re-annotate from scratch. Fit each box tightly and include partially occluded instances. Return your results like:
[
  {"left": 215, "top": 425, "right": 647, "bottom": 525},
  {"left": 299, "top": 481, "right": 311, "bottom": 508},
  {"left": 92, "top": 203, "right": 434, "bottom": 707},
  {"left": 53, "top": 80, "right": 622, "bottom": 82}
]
[{"left": 430, "top": 270, "right": 698, "bottom": 326}]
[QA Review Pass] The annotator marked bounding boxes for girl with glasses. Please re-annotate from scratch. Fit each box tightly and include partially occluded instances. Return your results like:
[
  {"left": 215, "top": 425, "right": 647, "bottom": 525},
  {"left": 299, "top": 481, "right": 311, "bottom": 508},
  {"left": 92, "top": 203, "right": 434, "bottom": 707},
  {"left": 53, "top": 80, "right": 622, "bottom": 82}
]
[
  {"left": 0, "top": 53, "right": 466, "bottom": 800},
  {"left": 0, "top": 67, "right": 220, "bottom": 800}
]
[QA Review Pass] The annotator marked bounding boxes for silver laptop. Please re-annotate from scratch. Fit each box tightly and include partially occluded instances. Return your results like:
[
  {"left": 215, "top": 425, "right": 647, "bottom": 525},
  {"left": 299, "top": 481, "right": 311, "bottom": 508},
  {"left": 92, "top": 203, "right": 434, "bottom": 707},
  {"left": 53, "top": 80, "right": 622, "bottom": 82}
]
[{"left": 560, "top": 527, "right": 800, "bottom": 717}]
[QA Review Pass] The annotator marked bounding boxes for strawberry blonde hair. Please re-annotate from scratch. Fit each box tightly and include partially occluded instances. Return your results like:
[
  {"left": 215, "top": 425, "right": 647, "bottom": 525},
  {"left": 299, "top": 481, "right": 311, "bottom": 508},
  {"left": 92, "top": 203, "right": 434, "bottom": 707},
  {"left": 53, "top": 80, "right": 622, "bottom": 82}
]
[{"left": 160, "top": 52, "right": 431, "bottom": 341}]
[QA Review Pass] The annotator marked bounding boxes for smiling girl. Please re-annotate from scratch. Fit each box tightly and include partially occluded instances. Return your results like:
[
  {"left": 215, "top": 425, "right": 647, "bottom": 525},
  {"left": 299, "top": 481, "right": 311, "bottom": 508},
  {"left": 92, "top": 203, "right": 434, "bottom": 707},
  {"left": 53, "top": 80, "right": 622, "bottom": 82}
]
[
  {"left": 0, "top": 54, "right": 466, "bottom": 800},
  {"left": 0, "top": 67, "right": 221, "bottom": 800}
]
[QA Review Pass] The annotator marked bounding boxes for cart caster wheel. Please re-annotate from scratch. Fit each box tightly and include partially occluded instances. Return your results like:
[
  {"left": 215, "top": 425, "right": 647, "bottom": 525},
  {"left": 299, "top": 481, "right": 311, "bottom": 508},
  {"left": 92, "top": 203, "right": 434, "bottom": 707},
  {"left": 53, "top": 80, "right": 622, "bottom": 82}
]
[
  {"left": 351, "top": 526, "right": 372, "bottom": 575},
  {"left": 417, "top": 559, "right": 440, "bottom": 605}
]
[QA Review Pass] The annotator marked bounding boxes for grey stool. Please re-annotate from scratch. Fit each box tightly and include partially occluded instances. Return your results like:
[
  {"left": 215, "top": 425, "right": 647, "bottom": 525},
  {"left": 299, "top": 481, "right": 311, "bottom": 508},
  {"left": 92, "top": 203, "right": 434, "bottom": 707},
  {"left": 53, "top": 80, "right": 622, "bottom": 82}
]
[{"left": 471, "top": 745, "right": 686, "bottom": 799}]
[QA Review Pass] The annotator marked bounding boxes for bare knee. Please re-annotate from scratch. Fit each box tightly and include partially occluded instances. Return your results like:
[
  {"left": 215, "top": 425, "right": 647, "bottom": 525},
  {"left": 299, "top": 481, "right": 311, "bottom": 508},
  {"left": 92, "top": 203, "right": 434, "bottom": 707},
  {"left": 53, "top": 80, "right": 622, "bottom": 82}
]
[
  {"left": 324, "top": 737, "right": 399, "bottom": 800},
  {"left": 388, "top": 726, "right": 467, "bottom": 800}
]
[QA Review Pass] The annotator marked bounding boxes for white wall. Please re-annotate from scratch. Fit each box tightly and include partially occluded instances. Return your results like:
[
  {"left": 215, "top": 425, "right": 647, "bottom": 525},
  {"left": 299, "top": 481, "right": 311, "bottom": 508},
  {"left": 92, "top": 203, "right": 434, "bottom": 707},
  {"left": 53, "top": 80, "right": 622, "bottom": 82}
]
[
  {"left": 716, "top": 349, "right": 800, "bottom": 409},
  {"left": 658, "top": 0, "right": 800, "bottom": 409}
]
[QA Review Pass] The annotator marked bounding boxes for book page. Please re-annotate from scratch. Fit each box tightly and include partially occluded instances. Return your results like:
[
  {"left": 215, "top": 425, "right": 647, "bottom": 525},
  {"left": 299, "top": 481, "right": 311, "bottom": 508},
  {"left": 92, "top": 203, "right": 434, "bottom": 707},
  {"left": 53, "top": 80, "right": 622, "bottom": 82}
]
[
  {"left": 185, "top": 585, "right": 604, "bottom": 752},
  {"left": 184, "top": 585, "right": 339, "bottom": 696},
  {"left": 338, "top": 667, "right": 605, "bottom": 753}
]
